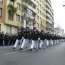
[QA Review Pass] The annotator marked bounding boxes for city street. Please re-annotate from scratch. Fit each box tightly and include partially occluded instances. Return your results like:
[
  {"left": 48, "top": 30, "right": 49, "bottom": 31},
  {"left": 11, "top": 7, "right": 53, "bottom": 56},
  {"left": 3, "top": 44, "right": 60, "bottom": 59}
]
[
  {"left": 0, "top": 42, "right": 65, "bottom": 65},
  {"left": 0, "top": 0, "right": 65, "bottom": 65}
]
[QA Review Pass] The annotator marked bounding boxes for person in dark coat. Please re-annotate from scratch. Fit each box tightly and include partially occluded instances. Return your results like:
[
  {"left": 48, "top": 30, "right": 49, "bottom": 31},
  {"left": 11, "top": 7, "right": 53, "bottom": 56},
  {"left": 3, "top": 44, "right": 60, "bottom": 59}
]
[
  {"left": 12, "top": 34, "right": 17, "bottom": 45},
  {"left": 4, "top": 33, "right": 10, "bottom": 46},
  {"left": 0, "top": 32, "right": 4, "bottom": 46}
]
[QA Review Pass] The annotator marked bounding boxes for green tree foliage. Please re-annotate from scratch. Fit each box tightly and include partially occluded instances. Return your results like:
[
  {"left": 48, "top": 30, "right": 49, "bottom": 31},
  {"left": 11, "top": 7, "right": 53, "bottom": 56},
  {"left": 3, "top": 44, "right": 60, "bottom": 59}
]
[{"left": 8, "top": 4, "right": 17, "bottom": 16}]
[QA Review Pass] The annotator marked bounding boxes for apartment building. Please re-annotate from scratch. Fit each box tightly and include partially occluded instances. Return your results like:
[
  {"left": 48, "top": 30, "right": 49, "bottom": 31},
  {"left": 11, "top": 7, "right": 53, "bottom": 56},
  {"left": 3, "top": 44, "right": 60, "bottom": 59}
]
[
  {"left": 45, "top": 0, "right": 54, "bottom": 34},
  {"left": 0, "top": 0, "right": 5, "bottom": 31},
  {"left": 33, "top": 0, "right": 46, "bottom": 32},
  {"left": 21, "top": 0, "right": 37, "bottom": 30},
  {"left": 0, "top": 0, "right": 22, "bottom": 34},
  {"left": 0, "top": 0, "right": 54, "bottom": 34}
]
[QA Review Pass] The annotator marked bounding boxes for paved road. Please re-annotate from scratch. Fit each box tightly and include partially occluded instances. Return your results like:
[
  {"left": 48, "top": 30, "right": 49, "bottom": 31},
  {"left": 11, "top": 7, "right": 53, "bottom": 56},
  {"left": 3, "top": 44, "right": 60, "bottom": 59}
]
[{"left": 0, "top": 42, "right": 65, "bottom": 65}]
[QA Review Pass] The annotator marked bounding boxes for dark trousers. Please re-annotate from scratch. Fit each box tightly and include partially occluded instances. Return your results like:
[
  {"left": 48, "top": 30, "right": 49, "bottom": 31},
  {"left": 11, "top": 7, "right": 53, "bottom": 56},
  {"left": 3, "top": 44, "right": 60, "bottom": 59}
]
[
  {"left": 4, "top": 40, "right": 9, "bottom": 46},
  {"left": 0, "top": 39, "right": 3, "bottom": 46}
]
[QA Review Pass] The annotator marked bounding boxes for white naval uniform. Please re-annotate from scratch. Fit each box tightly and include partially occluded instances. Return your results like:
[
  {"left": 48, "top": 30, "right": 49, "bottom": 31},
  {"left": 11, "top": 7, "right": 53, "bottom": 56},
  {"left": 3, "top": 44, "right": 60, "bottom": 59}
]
[
  {"left": 45, "top": 39, "right": 49, "bottom": 47},
  {"left": 34, "top": 40, "right": 39, "bottom": 49},
  {"left": 50, "top": 39, "right": 53, "bottom": 46},
  {"left": 30, "top": 38, "right": 39, "bottom": 49},
  {"left": 30, "top": 40, "right": 35, "bottom": 49},
  {"left": 14, "top": 39, "right": 23, "bottom": 48},
  {"left": 39, "top": 40, "right": 44, "bottom": 48},
  {"left": 21, "top": 38, "right": 29, "bottom": 49}
]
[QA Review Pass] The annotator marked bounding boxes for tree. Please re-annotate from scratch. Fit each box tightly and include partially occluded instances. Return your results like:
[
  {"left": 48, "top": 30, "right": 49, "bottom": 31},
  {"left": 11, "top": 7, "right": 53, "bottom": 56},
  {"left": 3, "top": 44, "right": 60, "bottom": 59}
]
[
  {"left": 8, "top": 4, "right": 17, "bottom": 16},
  {"left": 10, "top": 0, "right": 16, "bottom": 2}
]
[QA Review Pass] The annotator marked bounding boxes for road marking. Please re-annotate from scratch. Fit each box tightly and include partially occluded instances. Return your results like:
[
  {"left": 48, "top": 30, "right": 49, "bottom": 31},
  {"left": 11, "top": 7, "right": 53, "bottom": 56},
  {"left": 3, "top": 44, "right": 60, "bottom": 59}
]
[
  {"left": 4, "top": 52, "right": 17, "bottom": 55},
  {"left": 4, "top": 49, "right": 34, "bottom": 56},
  {"left": 4, "top": 49, "right": 28, "bottom": 56}
]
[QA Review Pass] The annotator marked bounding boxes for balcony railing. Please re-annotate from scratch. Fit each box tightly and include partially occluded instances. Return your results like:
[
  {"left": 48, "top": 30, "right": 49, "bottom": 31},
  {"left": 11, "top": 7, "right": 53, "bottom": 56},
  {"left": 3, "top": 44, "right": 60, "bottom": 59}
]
[
  {"left": 22, "top": 0, "right": 37, "bottom": 6},
  {"left": 22, "top": 2, "right": 36, "bottom": 13},
  {"left": 26, "top": 14, "right": 34, "bottom": 20}
]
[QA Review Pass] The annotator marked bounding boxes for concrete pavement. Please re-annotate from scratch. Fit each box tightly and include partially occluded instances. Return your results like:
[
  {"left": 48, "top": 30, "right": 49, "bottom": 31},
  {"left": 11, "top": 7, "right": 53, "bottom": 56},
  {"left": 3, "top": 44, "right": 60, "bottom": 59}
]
[{"left": 0, "top": 42, "right": 65, "bottom": 65}]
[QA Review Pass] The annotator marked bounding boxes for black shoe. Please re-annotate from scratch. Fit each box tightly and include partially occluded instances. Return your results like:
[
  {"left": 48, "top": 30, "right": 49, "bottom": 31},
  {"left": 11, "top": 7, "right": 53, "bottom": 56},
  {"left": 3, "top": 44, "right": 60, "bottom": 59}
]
[
  {"left": 29, "top": 49, "right": 32, "bottom": 51},
  {"left": 19, "top": 48, "right": 23, "bottom": 50},
  {"left": 13, "top": 47, "right": 16, "bottom": 49}
]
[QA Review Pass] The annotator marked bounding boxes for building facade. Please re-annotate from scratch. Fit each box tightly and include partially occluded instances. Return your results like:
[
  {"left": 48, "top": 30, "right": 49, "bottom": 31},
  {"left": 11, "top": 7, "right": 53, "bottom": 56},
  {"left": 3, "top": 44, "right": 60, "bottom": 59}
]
[
  {"left": 22, "top": 0, "right": 37, "bottom": 29},
  {"left": 45, "top": 0, "right": 54, "bottom": 34},
  {"left": 22, "top": 0, "right": 46, "bottom": 32},
  {"left": 0, "top": 0, "right": 22, "bottom": 34},
  {"left": 34, "top": 0, "right": 46, "bottom": 32},
  {"left": 0, "top": 0, "right": 54, "bottom": 34},
  {"left": 0, "top": 0, "right": 5, "bottom": 32}
]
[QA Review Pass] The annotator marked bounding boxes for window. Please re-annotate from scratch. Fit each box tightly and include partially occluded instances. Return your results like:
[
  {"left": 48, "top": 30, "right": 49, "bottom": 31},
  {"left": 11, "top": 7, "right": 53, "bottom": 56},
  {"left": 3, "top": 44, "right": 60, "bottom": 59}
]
[
  {"left": 41, "top": 21, "right": 42, "bottom": 27},
  {"left": 17, "top": 3, "right": 20, "bottom": 10},
  {"left": 0, "top": 8, "right": 2, "bottom": 17},
  {"left": 37, "top": 16, "right": 39, "bottom": 21},
  {"left": 40, "top": 0, "right": 41, "bottom": 2},
  {"left": 21, "top": 16, "right": 23, "bottom": 23},
  {"left": 37, "top": 23, "right": 39, "bottom": 28},
  {"left": 0, "top": 0, "right": 2, "bottom": 3},
  {"left": 37, "top": 9, "right": 39, "bottom": 14},
  {"left": 8, "top": 15, "right": 13, "bottom": 20},
  {"left": 8, "top": 11, "right": 13, "bottom": 20},
  {"left": 34, "top": 0, "right": 36, "bottom": 1},
  {"left": 27, "top": 8, "right": 33, "bottom": 16},
  {"left": 37, "top": 1, "right": 39, "bottom": 6},
  {"left": 6, "top": 26, "right": 11, "bottom": 34},
  {"left": 16, "top": 14, "right": 20, "bottom": 21}
]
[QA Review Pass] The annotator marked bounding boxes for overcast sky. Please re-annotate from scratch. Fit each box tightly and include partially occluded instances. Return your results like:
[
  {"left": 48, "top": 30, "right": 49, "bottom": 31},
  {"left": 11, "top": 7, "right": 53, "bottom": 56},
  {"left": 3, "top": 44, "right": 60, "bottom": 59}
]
[{"left": 51, "top": 0, "right": 65, "bottom": 32}]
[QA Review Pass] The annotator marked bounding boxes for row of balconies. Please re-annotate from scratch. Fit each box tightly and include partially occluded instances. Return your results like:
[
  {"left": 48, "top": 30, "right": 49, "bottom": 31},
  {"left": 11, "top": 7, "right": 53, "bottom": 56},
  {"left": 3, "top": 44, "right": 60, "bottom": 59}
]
[
  {"left": 46, "top": 5, "right": 53, "bottom": 15},
  {"left": 45, "top": 0, "right": 51, "bottom": 7},
  {"left": 22, "top": 2, "right": 36, "bottom": 14},
  {"left": 46, "top": 14, "right": 54, "bottom": 21},
  {"left": 46, "top": 8, "right": 54, "bottom": 17},
  {"left": 46, "top": 13, "right": 53, "bottom": 20},
  {"left": 46, "top": 21, "right": 54, "bottom": 27},
  {"left": 46, "top": 18, "right": 53, "bottom": 24},
  {"left": 46, "top": 2, "right": 52, "bottom": 10},
  {"left": 24, "top": 13, "right": 35, "bottom": 20},
  {"left": 46, "top": 26, "right": 54, "bottom": 32},
  {"left": 22, "top": 0, "right": 37, "bottom": 6}
]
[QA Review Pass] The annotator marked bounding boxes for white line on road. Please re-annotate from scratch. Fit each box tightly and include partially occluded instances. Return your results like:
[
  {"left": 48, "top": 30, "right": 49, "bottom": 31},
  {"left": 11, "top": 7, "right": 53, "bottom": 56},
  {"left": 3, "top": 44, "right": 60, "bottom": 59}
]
[
  {"left": 4, "top": 49, "right": 33, "bottom": 56},
  {"left": 4, "top": 52, "right": 17, "bottom": 55}
]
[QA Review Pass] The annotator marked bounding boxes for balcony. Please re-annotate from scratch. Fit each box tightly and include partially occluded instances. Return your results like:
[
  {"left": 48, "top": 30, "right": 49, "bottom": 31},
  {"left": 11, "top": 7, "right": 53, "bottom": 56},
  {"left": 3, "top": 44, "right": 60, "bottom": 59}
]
[
  {"left": 46, "top": 19, "right": 52, "bottom": 24},
  {"left": 31, "top": 0, "right": 37, "bottom": 6},
  {"left": 46, "top": 8, "right": 53, "bottom": 16},
  {"left": 26, "top": 14, "right": 34, "bottom": 20},
  {"left": 46, "top": 13, "right": 52, "bottom": 20},
  {"left": 22, "top": 0, "right": 37, "bottom": 6},
  {"left": 22, "top": 1, "right": 36, "bottom": 13},
  {"left": 45, "top": 0, "right": 51, "bottom": 7}
]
